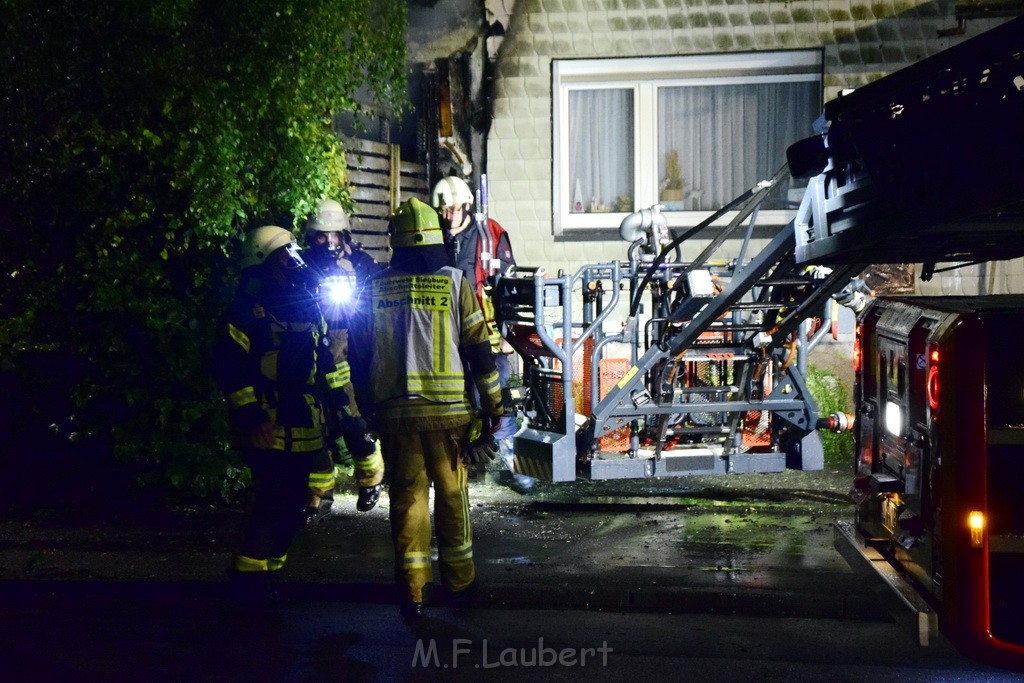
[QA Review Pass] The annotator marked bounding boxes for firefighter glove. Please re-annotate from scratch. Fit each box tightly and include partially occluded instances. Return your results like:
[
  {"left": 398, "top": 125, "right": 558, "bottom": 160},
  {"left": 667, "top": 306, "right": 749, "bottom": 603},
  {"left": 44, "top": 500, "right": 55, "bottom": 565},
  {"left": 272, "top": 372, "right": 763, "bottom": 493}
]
[
  {"left": 337, "top": 412, "right": 375, "bottom": 459},
  {"left": 484, "top": 413, "right": 503, "bottom": 437},
  {"left": 337, "top": 410, "right": 368, "bottom": 435},
  {"left": 466, "top": 435, "right": 500, "bottom": 464},
  {"left": 463, "top": 414, "right": 499, "bottom": 464},
  {"left": 248, "top": 421, "right": 277, "bottom": 450}
]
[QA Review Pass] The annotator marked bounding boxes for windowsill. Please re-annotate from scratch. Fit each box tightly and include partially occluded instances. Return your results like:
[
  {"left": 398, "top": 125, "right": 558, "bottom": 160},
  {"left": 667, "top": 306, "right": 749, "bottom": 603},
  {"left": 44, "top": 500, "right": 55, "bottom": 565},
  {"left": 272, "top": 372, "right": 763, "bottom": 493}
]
[{"left": 554, "top": 209, "right": 797, "bottom": 238}]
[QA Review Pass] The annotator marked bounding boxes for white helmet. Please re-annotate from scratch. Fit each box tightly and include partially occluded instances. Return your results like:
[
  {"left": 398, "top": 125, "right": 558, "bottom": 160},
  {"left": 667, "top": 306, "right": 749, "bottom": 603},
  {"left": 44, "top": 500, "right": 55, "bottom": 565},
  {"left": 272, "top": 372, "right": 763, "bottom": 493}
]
[
  {"left": 306, "top": 198, "right": 350, "bottom": 234},
  {"left": 241, "top": 225, "right": 298, "bottom": 270},
  {"left": 430, "top": 176, "right": 474, "bottom": 210}
]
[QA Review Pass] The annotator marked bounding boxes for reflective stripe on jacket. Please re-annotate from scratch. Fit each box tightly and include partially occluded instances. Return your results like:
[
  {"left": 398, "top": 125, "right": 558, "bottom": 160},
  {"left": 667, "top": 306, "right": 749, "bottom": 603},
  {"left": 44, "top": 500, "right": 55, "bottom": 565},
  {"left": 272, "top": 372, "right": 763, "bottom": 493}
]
[{"left": 214, "top": 280, "right": 348, "bottom": 453}]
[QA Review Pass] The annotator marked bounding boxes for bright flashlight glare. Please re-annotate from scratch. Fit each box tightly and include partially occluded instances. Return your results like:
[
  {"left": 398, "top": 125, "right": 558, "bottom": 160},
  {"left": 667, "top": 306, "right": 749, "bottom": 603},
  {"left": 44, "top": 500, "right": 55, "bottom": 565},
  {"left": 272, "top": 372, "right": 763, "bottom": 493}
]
[{"left": 325, "top": 278, "right": 353, "bottom": 304}]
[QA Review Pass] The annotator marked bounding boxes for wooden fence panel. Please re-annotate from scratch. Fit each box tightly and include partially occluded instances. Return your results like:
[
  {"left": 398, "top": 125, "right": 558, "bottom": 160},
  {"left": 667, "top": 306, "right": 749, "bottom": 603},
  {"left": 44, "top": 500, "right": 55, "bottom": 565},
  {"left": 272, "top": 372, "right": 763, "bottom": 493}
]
[{"left": 343, "top": 137, "right": 428, "bottom": 264}]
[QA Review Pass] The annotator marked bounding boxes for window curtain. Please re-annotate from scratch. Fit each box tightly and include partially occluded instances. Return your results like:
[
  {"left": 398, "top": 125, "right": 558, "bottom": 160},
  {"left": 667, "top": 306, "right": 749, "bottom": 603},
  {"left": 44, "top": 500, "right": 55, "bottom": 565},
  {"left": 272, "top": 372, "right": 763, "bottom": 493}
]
[
  {"left": 658, "top": 81, "right": 819, "bottom": 210},
  {"left": 568, "top": 89, "right": 633, "bottom": 213}
]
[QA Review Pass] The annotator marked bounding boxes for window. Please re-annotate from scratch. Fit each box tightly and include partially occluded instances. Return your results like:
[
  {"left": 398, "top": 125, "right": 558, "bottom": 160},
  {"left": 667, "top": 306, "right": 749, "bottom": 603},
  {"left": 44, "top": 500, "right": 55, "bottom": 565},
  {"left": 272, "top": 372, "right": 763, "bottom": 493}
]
[{"left": 553, "top": 51, "right": 823, "bottom": 235}]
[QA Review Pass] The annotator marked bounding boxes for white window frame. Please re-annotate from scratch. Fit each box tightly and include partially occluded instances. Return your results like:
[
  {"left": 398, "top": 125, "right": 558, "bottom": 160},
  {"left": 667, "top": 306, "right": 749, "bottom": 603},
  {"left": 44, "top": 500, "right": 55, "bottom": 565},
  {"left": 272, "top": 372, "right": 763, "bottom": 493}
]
[{"left": 552, "top": 50, "right": 823, "bottom": 236}]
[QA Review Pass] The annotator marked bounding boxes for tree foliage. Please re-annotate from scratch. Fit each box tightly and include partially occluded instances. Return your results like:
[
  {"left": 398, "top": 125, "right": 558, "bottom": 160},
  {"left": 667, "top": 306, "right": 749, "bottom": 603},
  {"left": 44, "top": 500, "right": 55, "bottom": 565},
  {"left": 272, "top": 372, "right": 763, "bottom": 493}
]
[{"left": 0, "top": 0, "right": 408, "bottom": 506}]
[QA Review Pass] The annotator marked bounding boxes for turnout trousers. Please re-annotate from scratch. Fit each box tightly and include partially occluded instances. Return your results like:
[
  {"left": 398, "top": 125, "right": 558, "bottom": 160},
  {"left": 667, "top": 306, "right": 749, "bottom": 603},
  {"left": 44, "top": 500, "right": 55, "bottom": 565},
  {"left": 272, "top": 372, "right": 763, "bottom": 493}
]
[
  {"left": 326, "top": 327, "right": 386, "bottom": 490},
  {"left": 381, "top": 426, "right": 474, "bottom": 604},
  {"left": 236, "top": 447, "right": 317, "bottom": 572}
]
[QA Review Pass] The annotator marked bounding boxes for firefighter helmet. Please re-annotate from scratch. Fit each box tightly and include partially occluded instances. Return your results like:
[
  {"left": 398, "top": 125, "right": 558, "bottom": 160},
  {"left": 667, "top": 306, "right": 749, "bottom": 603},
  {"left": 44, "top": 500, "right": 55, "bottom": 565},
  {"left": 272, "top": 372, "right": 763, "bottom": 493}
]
[
  {"left": 389, "top": 198, "right": 445, "bottom": 248},
  {"left": 241, "top": 225, "right": 297, "bottom": 270},
  {"left": 430, "top": 176, "right": 474, "bottom": 210},
  {"left": 306, "top": 198, "right": 350, "bottom": 234}
]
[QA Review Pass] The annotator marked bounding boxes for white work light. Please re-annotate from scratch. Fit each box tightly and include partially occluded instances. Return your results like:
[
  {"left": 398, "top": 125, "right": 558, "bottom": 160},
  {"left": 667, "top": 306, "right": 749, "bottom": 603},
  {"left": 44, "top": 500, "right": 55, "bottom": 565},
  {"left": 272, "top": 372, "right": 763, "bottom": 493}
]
[{"left": 885, "top": 401, "right": 904, "bottom": 437}]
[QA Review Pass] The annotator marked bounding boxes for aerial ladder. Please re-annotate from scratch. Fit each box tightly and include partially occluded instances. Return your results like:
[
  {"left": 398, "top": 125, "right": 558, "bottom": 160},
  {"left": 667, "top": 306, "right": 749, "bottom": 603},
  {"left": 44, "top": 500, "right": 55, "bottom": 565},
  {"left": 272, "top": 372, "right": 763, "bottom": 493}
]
[{"left": 494, "top": 16, "right": 1024, "bottom": 484}]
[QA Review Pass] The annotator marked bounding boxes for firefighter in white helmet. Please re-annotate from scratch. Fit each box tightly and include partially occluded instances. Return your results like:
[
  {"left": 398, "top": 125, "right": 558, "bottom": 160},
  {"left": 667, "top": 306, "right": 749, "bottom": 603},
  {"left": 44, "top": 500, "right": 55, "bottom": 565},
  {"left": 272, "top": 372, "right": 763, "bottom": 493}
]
[
  {"left": 349, "top": 197, "right": 503, "bottom": 619},
  {"left": 302, "top": 198, "right": 384, "bottom": 524},
  {"left": 214, "top": 225, "right": 369, "bottom": 604},
  {"left": 431, "top": 176, "right": 535, "bottom": 494},
  {"left": 305, "top": 198, "right": 381, "bottom": 285}
]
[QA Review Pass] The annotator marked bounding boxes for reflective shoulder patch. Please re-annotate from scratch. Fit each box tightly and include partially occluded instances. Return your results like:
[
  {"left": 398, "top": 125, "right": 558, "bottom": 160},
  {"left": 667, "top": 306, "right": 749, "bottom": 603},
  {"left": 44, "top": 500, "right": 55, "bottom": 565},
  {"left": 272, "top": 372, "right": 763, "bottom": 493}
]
[
  {"left": 227, "top": 323, "right": 251, "bottom": 353},
  {"left": 252, "top": 304, "right": 265, "bottom": 319}
]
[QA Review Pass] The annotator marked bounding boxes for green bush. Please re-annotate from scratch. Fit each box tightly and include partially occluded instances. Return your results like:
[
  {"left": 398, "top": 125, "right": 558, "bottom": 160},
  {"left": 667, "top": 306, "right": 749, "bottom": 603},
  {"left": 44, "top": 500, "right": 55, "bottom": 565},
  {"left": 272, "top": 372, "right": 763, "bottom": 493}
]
[
  {"left": 806, "top": 365, "right": 855, "bottom": 466},
  {"left": 0, "top": 0, "right": 407, "bottom": 506}
]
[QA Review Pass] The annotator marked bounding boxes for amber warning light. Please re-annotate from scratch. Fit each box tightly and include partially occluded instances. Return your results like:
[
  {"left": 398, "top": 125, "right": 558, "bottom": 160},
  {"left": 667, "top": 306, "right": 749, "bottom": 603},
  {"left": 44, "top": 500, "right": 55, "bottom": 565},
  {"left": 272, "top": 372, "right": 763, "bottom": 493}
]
[{"left": 968, "top": 511, "right": 985, "bottom": 548}]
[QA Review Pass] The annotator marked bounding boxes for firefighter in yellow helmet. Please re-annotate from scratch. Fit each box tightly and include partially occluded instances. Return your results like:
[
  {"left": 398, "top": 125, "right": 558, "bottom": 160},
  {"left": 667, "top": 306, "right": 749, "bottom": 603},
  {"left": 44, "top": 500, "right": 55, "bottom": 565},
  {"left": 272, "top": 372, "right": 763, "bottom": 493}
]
[
  {"left": 214, "top": 225, "right": 373, "bottom": 604},
  {"left": 349, "top": 198, "right": 503, "bottom": 619},
  {"left": 302, "top": 199, "right": 385, "bottom": 524}
]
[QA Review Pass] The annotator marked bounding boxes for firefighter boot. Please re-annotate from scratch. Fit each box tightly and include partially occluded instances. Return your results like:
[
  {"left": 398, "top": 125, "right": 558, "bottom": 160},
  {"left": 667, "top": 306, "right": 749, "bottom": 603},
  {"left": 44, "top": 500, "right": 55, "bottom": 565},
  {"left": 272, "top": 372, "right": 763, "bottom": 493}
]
[
  {"left": 306, "top": 456, "right": 336, "bottom": 525},
  {"left": 357, "top": 484, "right": 383, "bottom": 512},
  {"left": 304, "top": 497, "right": 333, "bottom": 526},
  {"left": 398, "top": 583, "right": 433, "bottom": 621},
  {"left": 227, "top": 567, "right": 280, "bottom": 609},
  {"left": 399, "top": 598, "right": 425, "bottom": 620},
  {"left": 443, "top": 580, "right": 479, "bottom": 608}
]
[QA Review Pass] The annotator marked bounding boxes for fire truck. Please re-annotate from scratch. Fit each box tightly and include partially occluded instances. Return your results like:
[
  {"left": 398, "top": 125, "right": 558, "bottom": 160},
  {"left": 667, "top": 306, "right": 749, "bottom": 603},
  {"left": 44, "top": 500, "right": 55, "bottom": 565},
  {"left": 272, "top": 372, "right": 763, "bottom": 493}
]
[
  {"left": 842, "top": 296, "right": 1024, "bottom": 669},
  {"left": 493, "top": 16, "right": 1024, "bottom": 670}
]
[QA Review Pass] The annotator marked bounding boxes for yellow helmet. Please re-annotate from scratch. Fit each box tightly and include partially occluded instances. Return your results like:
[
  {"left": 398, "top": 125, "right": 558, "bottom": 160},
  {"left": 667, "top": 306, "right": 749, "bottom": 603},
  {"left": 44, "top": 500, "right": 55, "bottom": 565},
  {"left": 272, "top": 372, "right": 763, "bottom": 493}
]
[
  {"left": 389, "top": 198, "right": 445, "bottom": 248},
  {"left": 430, "top": 176, "right": 474, "bottom": 210},
  {"left": 306, "top": 198, "right": 350, "bottom": 234},
  {"left": 240, "top": 225, "right": 297, "bottom": 270}
]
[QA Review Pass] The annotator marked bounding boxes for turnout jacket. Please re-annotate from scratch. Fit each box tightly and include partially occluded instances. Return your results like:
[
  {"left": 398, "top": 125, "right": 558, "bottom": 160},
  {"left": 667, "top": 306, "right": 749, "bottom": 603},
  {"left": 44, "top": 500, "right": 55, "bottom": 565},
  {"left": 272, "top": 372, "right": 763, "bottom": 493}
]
[
  {"left": 214, "top": 272, "right": 349, "bottom": 453},
  {"left": 448, "top": 217, "right": 515, "bottom": 352},
  {"left": 350, "top": 264, "right": 502, "bottom": 433}
]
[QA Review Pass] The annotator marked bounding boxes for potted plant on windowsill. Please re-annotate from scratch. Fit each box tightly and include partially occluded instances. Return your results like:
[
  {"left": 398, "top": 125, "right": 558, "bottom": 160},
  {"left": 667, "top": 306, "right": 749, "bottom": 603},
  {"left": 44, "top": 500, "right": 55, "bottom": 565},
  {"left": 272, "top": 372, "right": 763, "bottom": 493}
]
[{"left": 660, "top": 150, "right": 685, "bottom": 205}]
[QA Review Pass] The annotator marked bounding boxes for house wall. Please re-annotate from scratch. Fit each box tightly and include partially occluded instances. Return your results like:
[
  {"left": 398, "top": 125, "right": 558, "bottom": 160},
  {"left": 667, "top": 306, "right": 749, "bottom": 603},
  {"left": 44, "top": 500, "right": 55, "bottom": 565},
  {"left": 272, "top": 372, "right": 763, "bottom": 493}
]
[{"left": 485, "top": 1, "right": 1022, "bottom": 297}]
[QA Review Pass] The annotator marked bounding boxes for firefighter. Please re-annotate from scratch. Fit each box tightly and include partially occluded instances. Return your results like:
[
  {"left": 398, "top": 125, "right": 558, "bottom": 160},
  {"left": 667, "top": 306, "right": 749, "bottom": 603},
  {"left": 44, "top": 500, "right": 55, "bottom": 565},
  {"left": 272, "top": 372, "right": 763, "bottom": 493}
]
[
  {"left": 349, "top": 198, "right": 503, "bottom": 619},
  {"left": 303, "top": 199, "right": 385, "bottom": 524},
  {"left": 305, "top": 198, "right": 381, "bottom": 285},
  {"left": 214, "top": 225, "right": 375, "bottom": 603},
  {"left": 431, "top": 176, "right": 535, "bottom": 494}
]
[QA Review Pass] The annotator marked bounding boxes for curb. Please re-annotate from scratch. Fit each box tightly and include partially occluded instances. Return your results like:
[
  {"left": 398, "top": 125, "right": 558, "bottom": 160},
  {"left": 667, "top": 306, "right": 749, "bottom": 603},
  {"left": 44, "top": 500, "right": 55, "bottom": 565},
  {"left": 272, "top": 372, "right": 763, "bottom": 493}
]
[{"left": 0, "top": 578, "right": 891, "bottom": 622}]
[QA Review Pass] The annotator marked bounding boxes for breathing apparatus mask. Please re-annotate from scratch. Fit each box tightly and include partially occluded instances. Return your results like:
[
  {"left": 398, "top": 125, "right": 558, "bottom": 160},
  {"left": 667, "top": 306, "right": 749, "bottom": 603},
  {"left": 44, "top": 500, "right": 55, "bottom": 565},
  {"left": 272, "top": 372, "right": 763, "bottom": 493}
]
[{"left": 276, "top": 243, "right": 323, "bottom": 292}]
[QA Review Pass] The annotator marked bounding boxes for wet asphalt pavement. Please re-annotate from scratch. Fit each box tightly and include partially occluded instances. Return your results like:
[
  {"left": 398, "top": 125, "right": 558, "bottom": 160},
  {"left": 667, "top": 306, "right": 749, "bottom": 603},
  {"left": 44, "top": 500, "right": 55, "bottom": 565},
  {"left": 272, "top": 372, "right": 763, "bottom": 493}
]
[{"left": 1, "top": 470, "right": 1021, "bottom": 681}]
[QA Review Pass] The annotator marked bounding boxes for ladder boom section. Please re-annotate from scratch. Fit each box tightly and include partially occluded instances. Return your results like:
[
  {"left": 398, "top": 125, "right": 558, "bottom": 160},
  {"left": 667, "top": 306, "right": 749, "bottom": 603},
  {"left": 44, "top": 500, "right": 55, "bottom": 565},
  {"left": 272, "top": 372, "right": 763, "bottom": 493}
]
[{"left": 791, "top": 16, "right": 1024, "bottom": 265}]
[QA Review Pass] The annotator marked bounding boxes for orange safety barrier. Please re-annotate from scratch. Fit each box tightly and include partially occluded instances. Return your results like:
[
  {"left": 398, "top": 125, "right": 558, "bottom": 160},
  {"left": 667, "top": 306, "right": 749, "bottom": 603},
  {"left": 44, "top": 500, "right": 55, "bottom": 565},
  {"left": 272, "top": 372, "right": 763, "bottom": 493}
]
[{"left": 598, "top": 358, "right": 632, "bottom": 452}]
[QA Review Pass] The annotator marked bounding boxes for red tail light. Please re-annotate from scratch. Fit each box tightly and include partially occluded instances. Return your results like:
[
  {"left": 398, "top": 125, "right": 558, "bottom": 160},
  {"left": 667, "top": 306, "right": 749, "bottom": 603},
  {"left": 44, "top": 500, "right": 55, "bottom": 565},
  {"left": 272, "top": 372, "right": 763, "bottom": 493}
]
[
  {"left": 853, "top": 324, "right": 862, "bottom": 373},
  {"left": 927, "top": 345, "right": 940, "bottom": 411}
]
